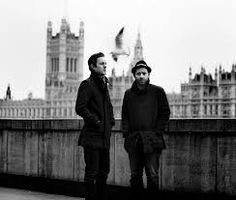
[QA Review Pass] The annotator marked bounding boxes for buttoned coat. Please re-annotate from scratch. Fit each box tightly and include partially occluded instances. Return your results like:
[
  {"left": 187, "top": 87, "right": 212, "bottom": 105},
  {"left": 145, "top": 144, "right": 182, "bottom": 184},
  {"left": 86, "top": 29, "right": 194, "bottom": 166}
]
[
  {"left": 75, "top": 73, "right": 115, "bottom": 149},
  {"left": 121, "top": 80, "right": 170, "bottom": 153}
]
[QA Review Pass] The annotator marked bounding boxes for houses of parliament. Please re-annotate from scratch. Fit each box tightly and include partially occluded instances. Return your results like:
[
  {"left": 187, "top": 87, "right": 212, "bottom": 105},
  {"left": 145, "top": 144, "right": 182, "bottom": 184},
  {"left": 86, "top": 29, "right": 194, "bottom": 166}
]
[{"left": 0, "top": 19, "right": 236, "bottom": 119}]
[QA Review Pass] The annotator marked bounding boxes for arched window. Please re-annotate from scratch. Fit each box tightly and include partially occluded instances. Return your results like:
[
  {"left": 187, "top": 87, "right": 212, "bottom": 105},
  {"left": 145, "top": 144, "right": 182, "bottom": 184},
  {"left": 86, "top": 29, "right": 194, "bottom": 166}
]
[
  {"left": 74, "top": 59, "right": 77, "bottom": 72},
  {"left": 56, "top": 58, "right": 59, "bottom": 72},
  {"left": 69, "top": 108, "right": 72, "bottom": 116},
  {"left": 70, "top": 58, "right": 73, "bottom": 72},
  {"left": 51, "top": 58, "right": 54, "bottom": 72},
  {"left": 66, "top": 58, "right": 69, "bottom": 72},
  {"left": 64, "top": 108, "right": 67, "bottom": 117}
]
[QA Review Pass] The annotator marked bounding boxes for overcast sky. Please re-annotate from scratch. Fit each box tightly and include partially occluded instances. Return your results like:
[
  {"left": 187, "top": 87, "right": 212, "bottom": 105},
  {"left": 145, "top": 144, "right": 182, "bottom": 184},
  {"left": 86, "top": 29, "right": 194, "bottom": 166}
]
[{"left": 1, "top": 0, "right": 236, "bottom": 100}]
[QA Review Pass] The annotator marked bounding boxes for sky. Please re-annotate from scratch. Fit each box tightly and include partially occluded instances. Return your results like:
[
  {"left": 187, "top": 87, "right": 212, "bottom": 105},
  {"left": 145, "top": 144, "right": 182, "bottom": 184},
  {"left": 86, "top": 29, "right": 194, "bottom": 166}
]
[{"left": 1, "top": 0, "right": 236, "bottom": 100}]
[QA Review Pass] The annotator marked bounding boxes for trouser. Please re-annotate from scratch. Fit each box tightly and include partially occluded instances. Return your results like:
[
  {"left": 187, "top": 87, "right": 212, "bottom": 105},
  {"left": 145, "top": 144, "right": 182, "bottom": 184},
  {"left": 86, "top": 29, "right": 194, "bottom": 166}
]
[
  {"left": 83, "top": 147, "right": 110, "bottom": 200},
  {"left": 128, "top": 139, "right": 162, "bottom": 200}
]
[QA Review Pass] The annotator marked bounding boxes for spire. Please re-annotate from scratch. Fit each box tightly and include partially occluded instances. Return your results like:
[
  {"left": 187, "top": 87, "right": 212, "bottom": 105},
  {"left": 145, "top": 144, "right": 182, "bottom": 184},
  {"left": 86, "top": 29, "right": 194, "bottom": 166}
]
[
  {"left": 232, "top": 63, "right": 236, "bottom": 72},
  {"left": 188, "top": 66, "right": 192, "bottom": 81},
  {"left": 60, "top": 18, "right": 70, "bottom": 33},
  {"left": 127, "top": 30, "right": 144, "bottom": 77},
  {"left": 201, "top": 66, "right": 204, "bottom": 73},
  {"left": 137, "top": 30, "right": 142, "bottom": 46},
  {"left": 215, "top": 67, "right": 218, "bottom": 80},
  {"left": 79, "top": 21, "right": 84, "bottom": 38},
  {"left": 47, "top": 20, "right": 52, "bottom": 32},
  {"left": 6, "top": 84, "right": 11, "bottom": 100},
  {"left": 134, "top": 29, "right": 143, "bottom": 61},
  {"left": 219, "top": 65, "right": 222, "bottom": 74},
  {"left": 111, "top": 67, "right": 116, "bottom": 76},
  {"left": 47, "top": 20, "right": 52, "bottom": 39},
  {"left": 122, "top": 69, "right": 125, "bottom": 77}
]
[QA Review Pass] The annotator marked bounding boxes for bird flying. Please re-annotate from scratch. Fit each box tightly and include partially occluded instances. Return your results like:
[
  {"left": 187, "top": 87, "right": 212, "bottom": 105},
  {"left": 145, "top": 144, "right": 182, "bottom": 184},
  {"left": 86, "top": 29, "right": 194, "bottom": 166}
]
[{"left": 111, "top": 27, "right": 130, "bottom": 62}]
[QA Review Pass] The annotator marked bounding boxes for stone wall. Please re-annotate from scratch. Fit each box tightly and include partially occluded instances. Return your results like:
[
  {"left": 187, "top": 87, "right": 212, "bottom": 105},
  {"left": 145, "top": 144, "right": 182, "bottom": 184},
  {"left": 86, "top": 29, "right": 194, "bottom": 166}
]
[{"left": 0, "top": 119, "right": 235, "bottom": 195}]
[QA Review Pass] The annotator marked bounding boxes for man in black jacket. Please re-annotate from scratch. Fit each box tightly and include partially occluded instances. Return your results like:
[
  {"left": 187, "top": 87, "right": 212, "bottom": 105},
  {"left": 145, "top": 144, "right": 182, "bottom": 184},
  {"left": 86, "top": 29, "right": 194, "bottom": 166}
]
[
  {"left": 75, "top": 52, "right": 114, "bottom": 200},
  {"left": 121, "top": 60, "right": 170, "bottom": 200}
]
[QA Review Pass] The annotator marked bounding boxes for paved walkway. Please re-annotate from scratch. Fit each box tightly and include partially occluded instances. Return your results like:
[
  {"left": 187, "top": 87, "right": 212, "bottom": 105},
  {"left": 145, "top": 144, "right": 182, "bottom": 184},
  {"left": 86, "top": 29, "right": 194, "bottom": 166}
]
[{"left": 0, "top": 187, "right": 84, "bottom": 200}]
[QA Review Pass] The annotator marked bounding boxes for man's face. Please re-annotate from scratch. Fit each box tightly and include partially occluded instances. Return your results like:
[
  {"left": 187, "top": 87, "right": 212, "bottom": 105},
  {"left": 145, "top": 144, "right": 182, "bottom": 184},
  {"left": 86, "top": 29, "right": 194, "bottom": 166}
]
[
  {"left": 134, "top": 67, "right": 149, "bottom": 85},
  {"left": 92, "top": 56, "right": 107, "bottom": 76}
]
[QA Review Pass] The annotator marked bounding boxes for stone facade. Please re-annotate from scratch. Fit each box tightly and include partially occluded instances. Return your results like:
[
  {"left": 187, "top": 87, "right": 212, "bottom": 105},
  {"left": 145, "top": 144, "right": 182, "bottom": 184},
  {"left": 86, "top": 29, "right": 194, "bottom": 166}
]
[
  {"left": 0, "top": 96, "right": 46, "bottom": 119},
  {"left": 0, "top": 18, "right": 84, "bottom": 119},
  {"left": 168, "top": 65, "right": 236, "bottom": 118},
  {"left": 2, "top": 18, "right": 235, "bottom": 120},
  {"left": 45, "top": 18, "right": 84, "bottom": 118}
]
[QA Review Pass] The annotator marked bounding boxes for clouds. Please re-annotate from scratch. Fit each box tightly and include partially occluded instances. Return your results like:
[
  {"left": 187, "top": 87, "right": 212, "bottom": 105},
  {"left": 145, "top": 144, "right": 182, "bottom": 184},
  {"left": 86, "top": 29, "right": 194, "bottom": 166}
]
[{"left": 1, "top": 0, "right": 236, "bottom": 99}]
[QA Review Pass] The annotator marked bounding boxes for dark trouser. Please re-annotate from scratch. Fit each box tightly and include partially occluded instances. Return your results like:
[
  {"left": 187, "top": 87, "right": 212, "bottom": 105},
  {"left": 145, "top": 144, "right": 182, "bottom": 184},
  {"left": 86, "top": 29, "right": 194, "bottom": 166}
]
[
  {"left": 128, "top": 140, "right": 162, "bottom": 200},
  {"left": 84, "top": 147, "right": 110, "bottom": 200}
]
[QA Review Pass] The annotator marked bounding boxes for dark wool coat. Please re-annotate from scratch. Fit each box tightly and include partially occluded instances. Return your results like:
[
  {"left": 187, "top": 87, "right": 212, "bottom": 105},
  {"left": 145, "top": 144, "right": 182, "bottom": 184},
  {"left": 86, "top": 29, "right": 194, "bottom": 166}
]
[
  {"left": 121, "top": 80, "right": 170, "bottom": 153},
  {"left": 75, "top": 73, "right": 115, "bottom": 149}
]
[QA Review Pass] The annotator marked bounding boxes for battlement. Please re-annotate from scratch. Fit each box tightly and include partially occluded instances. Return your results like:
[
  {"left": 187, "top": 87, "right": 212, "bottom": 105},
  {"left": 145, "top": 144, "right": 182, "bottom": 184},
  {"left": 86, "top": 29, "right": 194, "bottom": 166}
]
[{"left": 47, "top": 18, "right": 84, "bottom": 41}]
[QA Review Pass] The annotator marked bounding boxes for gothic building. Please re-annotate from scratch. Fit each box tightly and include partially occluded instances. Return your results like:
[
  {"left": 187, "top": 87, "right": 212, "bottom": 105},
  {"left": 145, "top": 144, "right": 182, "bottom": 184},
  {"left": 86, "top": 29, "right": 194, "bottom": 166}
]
[
  {"left": 45, "top": 18, "right": 84, "bottom": 118},
  {"left": 2, "top": 18, "right": 236, "bottom": 119},
  {"left": 168, "top": 65, "right": 236, "bottom": 118},
  {"left": 0, "top": 93, "right": 46, "bottom": 119},
  {"left": 0, "top": 18, "right": 84, "bottom": 119}
]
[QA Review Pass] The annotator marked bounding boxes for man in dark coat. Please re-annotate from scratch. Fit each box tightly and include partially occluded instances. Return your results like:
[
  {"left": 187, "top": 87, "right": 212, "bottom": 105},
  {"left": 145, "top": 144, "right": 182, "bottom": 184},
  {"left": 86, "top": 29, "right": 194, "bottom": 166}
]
[
  {"left": 121, "top": 60, "right": 170, "bottom": 200},
  {"left": 75, "top": 52, "right": 115, "bottom": 200}
]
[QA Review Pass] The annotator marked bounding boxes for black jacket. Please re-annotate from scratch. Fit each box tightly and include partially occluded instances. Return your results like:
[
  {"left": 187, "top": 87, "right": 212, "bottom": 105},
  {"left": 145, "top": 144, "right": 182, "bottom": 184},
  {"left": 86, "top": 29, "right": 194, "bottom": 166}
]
[
  {"left": 121, "top": 80, "right": 170, "bottom": 153},
  {"left": 75, "top": 73, "right": 115, "bottom": 149}
]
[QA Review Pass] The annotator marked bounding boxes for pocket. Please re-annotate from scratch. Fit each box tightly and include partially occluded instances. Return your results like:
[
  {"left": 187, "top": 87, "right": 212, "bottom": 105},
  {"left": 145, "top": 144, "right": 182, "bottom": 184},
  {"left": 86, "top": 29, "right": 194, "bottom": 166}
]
[
  {"left": 156, "top": 131, "right": 166, "bottom": 149},
  {"left": 88, "top": 113, "right": 100, "bottom": 127},
  {"left": 87, "top": 121, "right": 103, "bottom": 132},
  {"left": 79, "top": 130, "right": 103, "bottom": 149},
  {"left": 124, "top": 134, "right": 138, "bottom": 153},
  {"left": 140, "top": 131, "right": 166, "bottom": 153}
]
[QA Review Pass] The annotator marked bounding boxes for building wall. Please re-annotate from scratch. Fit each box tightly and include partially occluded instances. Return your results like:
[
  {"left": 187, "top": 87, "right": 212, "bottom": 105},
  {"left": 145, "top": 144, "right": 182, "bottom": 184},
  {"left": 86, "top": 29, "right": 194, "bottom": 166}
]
[
  {"left": 169, "top": 66, "right": 236, "bottom": 118},
  {"left": 0, "top": 24, "right": 147, "bottom": 119},
  {"left": 2, "top": 19, "right": 236, "bottom": 119},
  {"left": 0, "top": 19, "right": 84, "bottom": 119},
  {"left": 0, "top": 98, "right": 46, "bottom": 119},
  {"left": 45, "top": 19, "right": 84, "bottom": 119}
]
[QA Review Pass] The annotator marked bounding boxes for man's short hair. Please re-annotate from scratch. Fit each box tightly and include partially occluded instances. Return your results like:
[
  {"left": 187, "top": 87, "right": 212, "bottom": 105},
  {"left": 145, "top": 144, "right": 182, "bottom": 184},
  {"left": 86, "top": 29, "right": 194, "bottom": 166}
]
[{"left": 88, "top": 52, "right": 105, "bottom": 71}]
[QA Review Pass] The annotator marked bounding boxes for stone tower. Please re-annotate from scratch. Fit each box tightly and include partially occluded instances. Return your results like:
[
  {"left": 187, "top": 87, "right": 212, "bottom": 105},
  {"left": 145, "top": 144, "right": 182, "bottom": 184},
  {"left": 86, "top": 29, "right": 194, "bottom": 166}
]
[
  {"left": 218, "top": 64, "right": 236, "bottom": 117},
  {"left": 127, "top": 30, "right": 144, "bottom": 77},
  {"left": 45, "top": 18, "right": 84, "bottom": 118}
]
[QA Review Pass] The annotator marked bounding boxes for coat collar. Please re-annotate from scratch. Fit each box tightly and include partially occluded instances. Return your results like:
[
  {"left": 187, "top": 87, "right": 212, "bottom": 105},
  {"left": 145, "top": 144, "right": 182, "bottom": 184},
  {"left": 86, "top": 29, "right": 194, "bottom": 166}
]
[
  {"left": 90, "top": 72, "right": 110, "bottom": 91},
  {"left": 131, "top": 79, "right": 150, "bottom": 94}
]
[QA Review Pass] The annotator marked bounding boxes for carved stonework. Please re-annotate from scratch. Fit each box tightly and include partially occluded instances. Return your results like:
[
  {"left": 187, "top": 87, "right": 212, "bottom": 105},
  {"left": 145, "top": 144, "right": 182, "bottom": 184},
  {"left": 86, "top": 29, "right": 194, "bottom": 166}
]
[
  {"left": 192, "top": 88, "right": 200, "bottom": 98},
  {"left": 222, "top": 104, "right": 230, "bottom": 116},
  {"left": 46, "top": 76, "right": 51, "bottom": 86},
  {"left": 191, "top": 105, "right": 199, "bottom": 115},
  {"left": 221, "top": 86, "right": 230, "bottom": 98}
]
